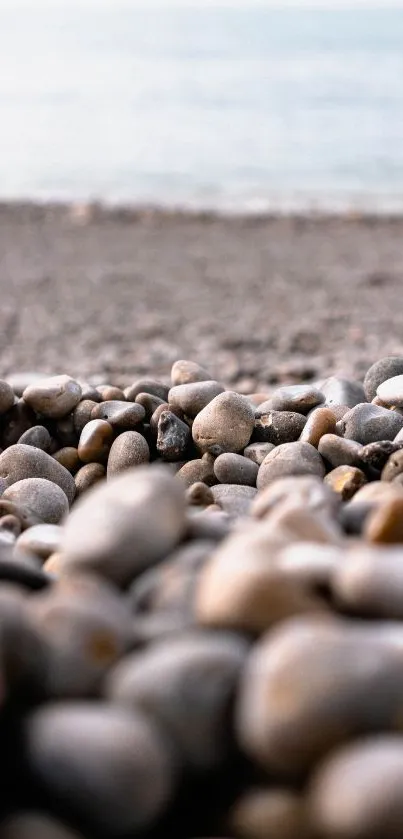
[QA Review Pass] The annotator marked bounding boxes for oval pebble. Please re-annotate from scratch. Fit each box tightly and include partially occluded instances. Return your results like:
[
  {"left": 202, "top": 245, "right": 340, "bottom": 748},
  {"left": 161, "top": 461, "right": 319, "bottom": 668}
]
[
  {"left": 252, "top": 475, "right": 339, "bottom": 520},
  {"left": 339, "top": 403, "right": 403, "bottom": 444},
  {"left": 192, "top": 392, "right": 255, "bottom": 455},
  {"left": 16, "top": 524, "right": 62, "bottom": 560},
  {"left": 324, "top": 465, "right": 367, "bottom": 501},
  {"left": 259, "top": 384, "right": 324, "bottom": 414},
  {"left": 253, "top": 410, "right": 307, "bottom": 445},
  {"left": 210, "top": 484, "right": 257, "bottom": 517},
  {"left": 377, "top": 374, "right": 403, "bottom": 407},
  {"left": 300, "top": 406, "right": 337, "bottom": 447},
  {"left": 91, "top": 399, "right": 145, "bottom": 429},
  {"left": 0, "top": 444, "right": 75, "bottom": 505},
  {"left": 171, "top": 359, "right": 212, "bottom": 386},
  {"left": 176, "top": 455, "right": 216, "bottom": 488},
  {"left": 18, "top": 425, "right": 52, "bottom": 452},
  {"left": 74, "top": 462, "right": 105, "bottom": 496},
  {"left": 0, "top": 379, "right": 16, "bottom": 414},
  {"left": 321, "top": 376, "right": 366, "bottom": 409},
  {"left": 364, "top": 355, "right": 403, "bottom": 401},
  {"left": 23, "top": 375, "right": 82, "bottom": 419},
  {"left": 107, "top": 430, "right": 150, "bottom": 478},
  {"left": 124, "top": 379, "right": 169, "bottom": 402},
  {"left": 168, "top": 380, "right": 225, "bottom": 418},
  {"left": 78, "top": 419, "right": 114, "bottom": 464},
  {"left": 96, "top": 384, "right": 126, "bottom": 401},
  {"left": 3, "top": 478, "right": 69, "bottom": 524},
  {"left": 214, "top": 453, "right": 258, "bottom": 487},
  {"left": 257, "top": 442, "right": 325, "bottom": 490}
]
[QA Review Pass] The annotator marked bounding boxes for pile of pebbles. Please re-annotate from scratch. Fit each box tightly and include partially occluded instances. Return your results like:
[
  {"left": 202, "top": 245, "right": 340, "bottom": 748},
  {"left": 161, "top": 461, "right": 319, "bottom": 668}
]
[{"left": 5, "top": 358, "right": 403, "bottom": 837}]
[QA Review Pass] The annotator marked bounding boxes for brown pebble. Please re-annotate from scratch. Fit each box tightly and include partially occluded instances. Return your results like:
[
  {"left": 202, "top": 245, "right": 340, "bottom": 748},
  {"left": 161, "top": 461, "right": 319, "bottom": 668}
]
[
  {"left": 73, "top": 399, "right": 98, "bottom": 435},
  {"left": 253, "top": 410, "right": 307, "bottom": 445},
  {"left": 23, "top": 375, "right": 82, "bottom": 419},
  {"left": 176, "top": 454, "right": 216, "bottom": 488},
  {"left": 211, "top": 484, "right": 257, "bottom": 517},
  {"left": 352, "top": 480, "right": 403, "bottom": 505},
  {"left": 186, "top": 482, "right": 214, "bottom": 506},
  {"left": 243, "top": 442, "right": 275, "bottom": 465},
  {"left": 192, "top": 392, "right": 255, "bottom": 455},
  {"left": 53, "top": 447, "right": 81, "bottom": 474},
  {"left": 171, "top": 359, "right": 212, "bottom": 386},
  {"left": 229, "top": 787, "right": 311, "bottom": 839},
  {"left": 78, "top": 419, "right": 114, "bottom": 464},
  {"left": 124, "top": 379, "right": 169, "bottom": 402},
  {"left": 168, "top": 381, "right": 225, "bottom": 418},
  {"left": 318, "top": 433, "right": 363, "bottom": 468},
  {"left": 300, "top": 406, "right": 337, "bottom": 447},
  {"left": 333, "top": 545, "right": 403, "bottom": 618},
  {"left": 135, "top": 392, "right": 165, "bottom": 420},
  {"left": 96, "top": 384, "right": 126, "bottom": 401},
  {"left": 257, "top": 442, "right": 325, "bottom": 490},
  {"left": 91, "top": 400, "right": 145, "bottom": 429},
  {"left": 365, "top": 496, "right": 403, "bottom": 543},
  {"left": 324, "top": 465, "right": 367, "bottom": 501},
  {"left": 0, "top": 513, "right": 21, "bottom": 537},
  {"left": 74, "top": 463, "right": 106, "bottom": 496},
  {"left": 107, "top": 431, "right": 150, "bottom": 478},
  {"left": 381, "top": 448, "right": 403, "bottom": 481},
  {"left": 214, "top": 453, "right": 258, "bottom": 487}
]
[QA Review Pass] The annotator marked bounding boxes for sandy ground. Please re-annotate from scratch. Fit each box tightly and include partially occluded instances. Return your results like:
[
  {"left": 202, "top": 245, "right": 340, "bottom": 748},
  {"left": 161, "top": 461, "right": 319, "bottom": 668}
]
[{"left": 1, "top": 203, "right": 403, "bottom": 392}]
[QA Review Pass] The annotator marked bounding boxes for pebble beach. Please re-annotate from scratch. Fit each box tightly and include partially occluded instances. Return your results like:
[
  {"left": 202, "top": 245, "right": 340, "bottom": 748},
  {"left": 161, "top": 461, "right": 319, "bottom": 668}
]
[{"left": 3, "top": 206, "right": 403, "bottom": 838}]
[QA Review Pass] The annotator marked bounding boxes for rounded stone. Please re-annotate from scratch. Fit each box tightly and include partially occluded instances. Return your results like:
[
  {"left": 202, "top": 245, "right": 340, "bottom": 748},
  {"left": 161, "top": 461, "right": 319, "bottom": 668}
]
[
  {"left": 252, "top": 475, "right": 339, "bottom": 520},
  {"left": 78, "top": 419, "right": 114, "bottom": 464},
  {"left": 377, "top": 374, "right": 403, "bottom": 407},
  {"left": 243, "top": 442, "right": 275, "bottom": 466},
  {"left": 0, "top": 814, "right": 85, "bottom": 839},
  {"left": 0, "top": 444, "right": 75, "bottom": 505},
  {"left": 91, "top": 399, "right": 145, "bottom": 429},
  {"left": 16, "top": 524, "right": 62, "bottom": 559},
  {"left": 253, "top": 411, "right": 307, "bottom": 445},
  {"left": 176, "top": 455, "right": 216, "bottom": 488},
  {"left": 318, "top": 434, "right": 363, "bottom": 469},
  {"left": 300, "top": 407, "right": 337, "bottom": 447},
  {"left": 96, "top": 384, "right": 125, "bottom": 401},
  {"left": 135, "top": 392, "right": 165, "bottom": 420},
  {"left": 339, "top": 403, "right": 403, "bottom": 444},
  {"left": 360, "top": 441, "right": 403, "bottom": 474},
  {"left": 107, "top": 431, "right": 150, "bottom": 478},
  {"left": 73, "top": 399, "right": 98, "bottom": 435},
  {"left": 381, "top": 448, "right": 403, "bottom": 481},
  {"left": 324, "top": 465, "right": 367, "bottom": 501},
  {"left": 229, "top": 788, "right": 310, "bottom": 839},
  {"left": 53, "top": 447, "right": 81, "bottom": 474},
  {"left": 3, "top": 478, "right": 69, "bottom": 524},
  {"left": 365, "top": 497, "right": 403, "bottom": 544},
  {"left": 364, "top": 356, "right": 403, "bottom": 401},
  {"left": 23, "top": 375, "right": 82, "bottom": 419},
  {"left": 333, "top": 545, "right": 403, "bottom": 618},
  {"left": 18, "top": 425, "right": 52, "bottom": 452},
  {"left": 258, "top": 385, "right": 324, "bottom": 415},
  {"left": 321, "top": 376, "right": 366, "bottom": 409},
  {"left": 124, "top": 379, "right": 169, "bottom": 402},
  {"left": 157, "top": 411, "right": 191, "bottom": 461},
  {"left": 211, "top": 484, "right": 257, "bottom": 517},
  {"left": 24, "top": 703, "right": 175, "bottom": 836},
  {"left": 309, "top": 737, "right": 403, "bottom": 839},
  {"left": 74, "top": 462, "right": 105, "bottom": 496},
  {"left": 168, "top": 380, "right": 225, "bottom": 418},
  {"left": 60, "top": 465, "right": 187, "bottom": 586},
  {"left": 192, "top": 392, "right": 255, "bottom": 455},
  {"left": 106, "top": 632, "right": 248, "bottom": 769},
  {"left": 257, "top": 442, "right": 325, "bottom": 490},
  {"left": 0, "top": 400, "right": 36, "bottom": 448},
  {"left": 0, "top": 379, "right": 16, "bottom": 414},
  {"left": 171, "top": 359, "right": 212, "bottom": 386},
  {"left": 214, "top": 453, "right": 258, "bottom": 487},
  {"left": 186, "top": 481, "right": 214, "bottom": 506}
]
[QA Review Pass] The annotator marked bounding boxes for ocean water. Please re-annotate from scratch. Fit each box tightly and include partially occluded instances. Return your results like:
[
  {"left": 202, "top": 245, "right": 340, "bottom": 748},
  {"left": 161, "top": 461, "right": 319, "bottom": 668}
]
[{"left": 1, "top": 2, "right": 403, "bottom": 212}]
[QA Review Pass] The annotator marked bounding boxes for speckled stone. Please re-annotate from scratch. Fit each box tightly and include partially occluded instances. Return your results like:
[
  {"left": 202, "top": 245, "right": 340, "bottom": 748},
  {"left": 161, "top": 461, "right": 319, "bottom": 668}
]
[
  {"left": 324, "top": 465, "right": 367, "bottom": 501},
  {"left": 0, "top": 444, "right": 75, "bottom": 505},
  {"left": 192, "top": 391, "right": 255, "bottom": 455},
  {"left": 16, "top": 523, "right": 62, "bottom": 559},
  {"left": 364, "top": 356, "right": 403, "bottom": 401},
  {"left": 18, "top": 424, "right": 52, "bottom": 452},
  {"left": 211, "top": 484, "right": 257, "bottom": 517},
  {"left": 74, "top": 463, "right": 106, "bottom": 496},
  {"left": 175, "top": 454, "right": 216, "bottom": 488},
  {"left": 23, "top": 375, "right": 82, "bottom": 419},
  {"left": 320, "top": 376, "right": 366, "bottom": 409},
  {"left": 243, "top": 442, "right": 275, "bottom": 466},
  {"left": 61, "top": 465, "right": 187, "bottom": 586},
  {"left": 107, "top": 430, "right": 150, "bottom": 478},
  {"left": 73, "top": 399, "right": 98, "bottom": 435},
  {"left": 214, "top": 453, "right": 258, "bottom": 487},
  {"left": 78, "top": 419, "right": 114, "bottom": 464},
  {"left": 381, "top": 448, "right": 403, "bottom": 481},
  {"left": 339, "top": 403, "right": 403, "bottom": 444},
  {"left": 258, "top": 385, "right": 324, "bottom": 415},
  {"left": 253, "top": 410, "right": 307, "bottom": 445},
  {"left": 252, "top": 475, "right": 339, "bottom": 520},
  {"left": 168, "top": 380, "right": 225, "bottom": 418},
  {"left": 171, "top": 359, "right": 212, "bottom": 386},
  {"left": 53, "top": 447, "right": 81, "bottom": 474},
  {"left": 359, "top": 440, "right": 403, "bottom": 474},
  {"left": 0, "top": 379, "right": 15, "bottom": 414},
  {"left": 257, "top": 442, "right": 325, "bottom": 490},
  {"left": 300, "top": 406, "right": 337, "bottom": 447},
  {"left": 157, "top": 410, "right": 191, "bottom": 462},
  {"left": 135, "top": 392, "right": 165, "bottom": 420},
  {"left": 124, "top": 379, "right": 169, "bottom": 402},
  {"left": 3, "top": 478, "right": 69, "bottom": 524},
  {"left": 91, "top": 400, "right": 145, "bottom": 429}
]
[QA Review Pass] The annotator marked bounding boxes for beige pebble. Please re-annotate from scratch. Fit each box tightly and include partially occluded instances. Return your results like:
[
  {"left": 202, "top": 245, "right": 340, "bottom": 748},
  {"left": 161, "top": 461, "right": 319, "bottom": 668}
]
[
  {"left": 243, "top": 442, "right": 275, "bottom": 465},
  {"left": 78, "top": 419, "right": 114, "bottom": 464},
  {"left": 91, "top": 400, "right": 145, "bottom": 429},
  {"left": 214, "top": 452, "right": 258, "bottom": 486},
  {"left": 333, "top": 545, "right": 403, "bottom": 618},
  {"left": 74, "top": 463, "right": 105, "bottom": 496},
  {"left": 176, "top": 454, "right": 216, "bottom": 488},
  {"left": 257, "top": 442, "right": 325, "bottom": 490},
  {"left": 171, "top": 359, "right": 212, "bottom": 386},
  {"left": 351, "top": 480, "right": 403, "bottom": 505},
  {"left": 124, "top": 379, "right": 169, "bottom": 402},
  {"left": 211, "top": 484, "right": 257, "bottom": 517},
  {"left": 23, "top": 375, "right": 82, "bottom": 419},
  {"left": 252, "top": 475, "right": 339, "bottom": 520},
  {"left": 0, "top": 444, "right": 75, "bottom": 505},
  {"left": 96, "top": 384, "right": 126, "bottom": 401},
  {"left": 107, "top": 431, "right": 150, "bottom": 478},
  {"left": 192, "top": 391, "right": 255, "bottom": 455},
  {"left": 168, "top": 380, "right": 225, "bottom": 418},
  {"left": 16, "top": 523, "right": 62, "bottom": 560},
  {"left": 3, "top": 478, "right": 69, "bottom": 524},
  {"left": 186, "top": 482, "right": 214, "bottom": 506},
  {"left": 73, "top": 399, "right": 98, "bottom": 435}
]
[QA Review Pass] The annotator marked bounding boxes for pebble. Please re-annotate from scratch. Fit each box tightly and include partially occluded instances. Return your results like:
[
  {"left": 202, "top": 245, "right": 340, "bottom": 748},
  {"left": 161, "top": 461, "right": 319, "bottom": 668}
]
[
  {"left": 0, "top": 400, "right": 36, "bottom": 448},
  {"left": 381, "top": 448, "right": 403, "bottom": 481},
  {"left": 5, "top": 371, "right": 44, "bottom": 397},
  {"left": 359, "top": 440, "right": 403, "bottom": 474},
  {"left": 377, "top": 374, "right": 403, "bottom": 407},
  {"left": 96, "top": 384, "right": 126, "bottom": 401},
  {"left": 176, "top": 454, "right": 216, "bottom": 488},
  {"left": 253, "top": 410, "right": 307, "bottom": 445},
  {"left": 77, "top": 419, "right": 114, "bottom": 464},
  {"left": 0, "top": 379, "right": 16, "bottom": 415},
  {"left": 157, "top": 410, "right": 191, "bottom": 461},
  {"left": 333, "top": 545, "right": 403, "bottom": 618},
  {"left": 124, "top": 378, "right": 169, "bottom": 402},
  {"left": 300, "top": 406, "right": 337, "bottom": 447},
  {"left": 364, "top": 355, "right": 403, "bottom": 401},
  {"left": 74, "top": 462, "right": 105, "bottom": 496},
  {"left": 168, "top": 380, "right": 225, "bottom": 418},
  {"left": 192, "top": 391, "right": 255, "bottom": 455},
  {"left": 365, "top": 496, "right": 403, "bottom": 543},
  {"left": 186, "top": 481, "right": 214, "bottom": 506},
  {"left": 60, "top": 465, "right": 187, "bottom": 586},
  {"left": 252, "top": 475, "right": 339, "bottom": 520},
  {"left": 257, "top": 442, "right": 325, "bottom": 490},
  {"left": 73, "top": 399, "right": 98, "bottom": 435},
  {"left": 339, "top": 403, "right": 403, "bottom": 444},
  {"left": 338, "top": 500, "right": 376, "bottom": 536},
  {"left": 16, "top": 524, "right": 62, "bottom": 560},
  {"left": 91, "top": 399, "right": 145, "bottom": 429},
  {"left": 317, "top": 433, "right": 362, "bottom": 470},
  {"left": 243, "top": 441, "right": 275, "bottom": 465},
  {"left": 18, "top": 424, "right": 52, "bottom": 452},
  {"left": 309, "top": 736, "right": 403, "bottom": 839},
  {"left": 258, "top": 384, "right": 324, "bottom": 414},
  {"left": 107, "top": 430, "right": 150, "bottom": 477},
  {"left": 23, "top": 375, "right": 82, "bottom": 419},
  {"left": 214, "top": 453, "right": 258, "bottom": 487},
  {"left": 135, "top": 391, "right": 165, "bottom": 419},
  {"left": 53, "top": 447, "right": 81, "bottom": 474},
  {"left": 171, "top": 358, "right": 212, "bottom": 386},
  {"left": 3, "top": 478, "right": 69, "bottom": 524},
  {"left": 324, "top": 465, "right": 367, "bottom": 501},
  {"left": 321, "top": 376, "right": 366, "bottom": 408},
  {"left": 210, "top": 484, "right": 257, "bottom": 517},
  {"left": 24, "top": 703, "right": 175, "bottom": 836},
  {"left": 0, "top": 444, "right": 75, "bottom": 505},
  {"left": 229, "top": 788, "right": 310, "bottom": 839},
  {"left": 106, "top": 631, "right": 248, "bottom": 769}
]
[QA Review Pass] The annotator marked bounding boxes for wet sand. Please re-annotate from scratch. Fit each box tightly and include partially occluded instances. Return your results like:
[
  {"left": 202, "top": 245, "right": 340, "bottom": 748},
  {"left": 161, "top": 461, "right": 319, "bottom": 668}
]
[{"left": 1, "top": 203, "right": 403, "bottom": 390}]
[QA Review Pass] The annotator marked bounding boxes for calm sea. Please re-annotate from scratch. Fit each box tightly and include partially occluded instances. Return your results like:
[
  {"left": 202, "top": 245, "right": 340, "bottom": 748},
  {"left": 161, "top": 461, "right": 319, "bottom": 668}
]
[{"left": 1, "top": 2, "right": 403, "bottom": 212}]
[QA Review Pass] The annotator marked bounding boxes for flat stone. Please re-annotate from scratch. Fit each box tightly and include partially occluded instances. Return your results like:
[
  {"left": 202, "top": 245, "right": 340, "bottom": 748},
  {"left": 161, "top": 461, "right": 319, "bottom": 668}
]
[
  {"left": 3, "top": 478, "right": 69, "bottom": 524},
  {"left": 107, "top": 431, "right": 150, "bottom": 478},
  {"left": 0, "top": 444, "right": 75, "bottom": 505},
  {"left": 257, "top": 442, "right": 325, "bottom": 490},
  {"left": 253, "top": 410, "right": 307, "bottom": 445},
  {"left": 168, "top": 380, "right": 224, "bottom": 418},
  {"left": 364, "top": 356, "right": 403, "bottom": 401},
  {"left": 339, "top": 403, "right": 403, "bottom": 444},
  {"left": 60, "top": 465, "right": 187, "bottom": 586},
  {"left": 23, "top": 375, "right": 82, "bottom": 419},
  {"left": 214, "top": 453, "right": 258, "bottom": 487},
  {"left": 192, "top": 392, "right": 255, "bottom": 455},
  {"left": 78, "top": 419, "right": 114, "bottom": 464}
]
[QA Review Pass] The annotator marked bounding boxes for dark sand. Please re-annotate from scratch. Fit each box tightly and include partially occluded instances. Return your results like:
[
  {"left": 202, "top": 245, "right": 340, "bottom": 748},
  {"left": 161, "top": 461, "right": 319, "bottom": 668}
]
[{"left": 1, "top": 203, "right": 403, "bottom": 391}]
